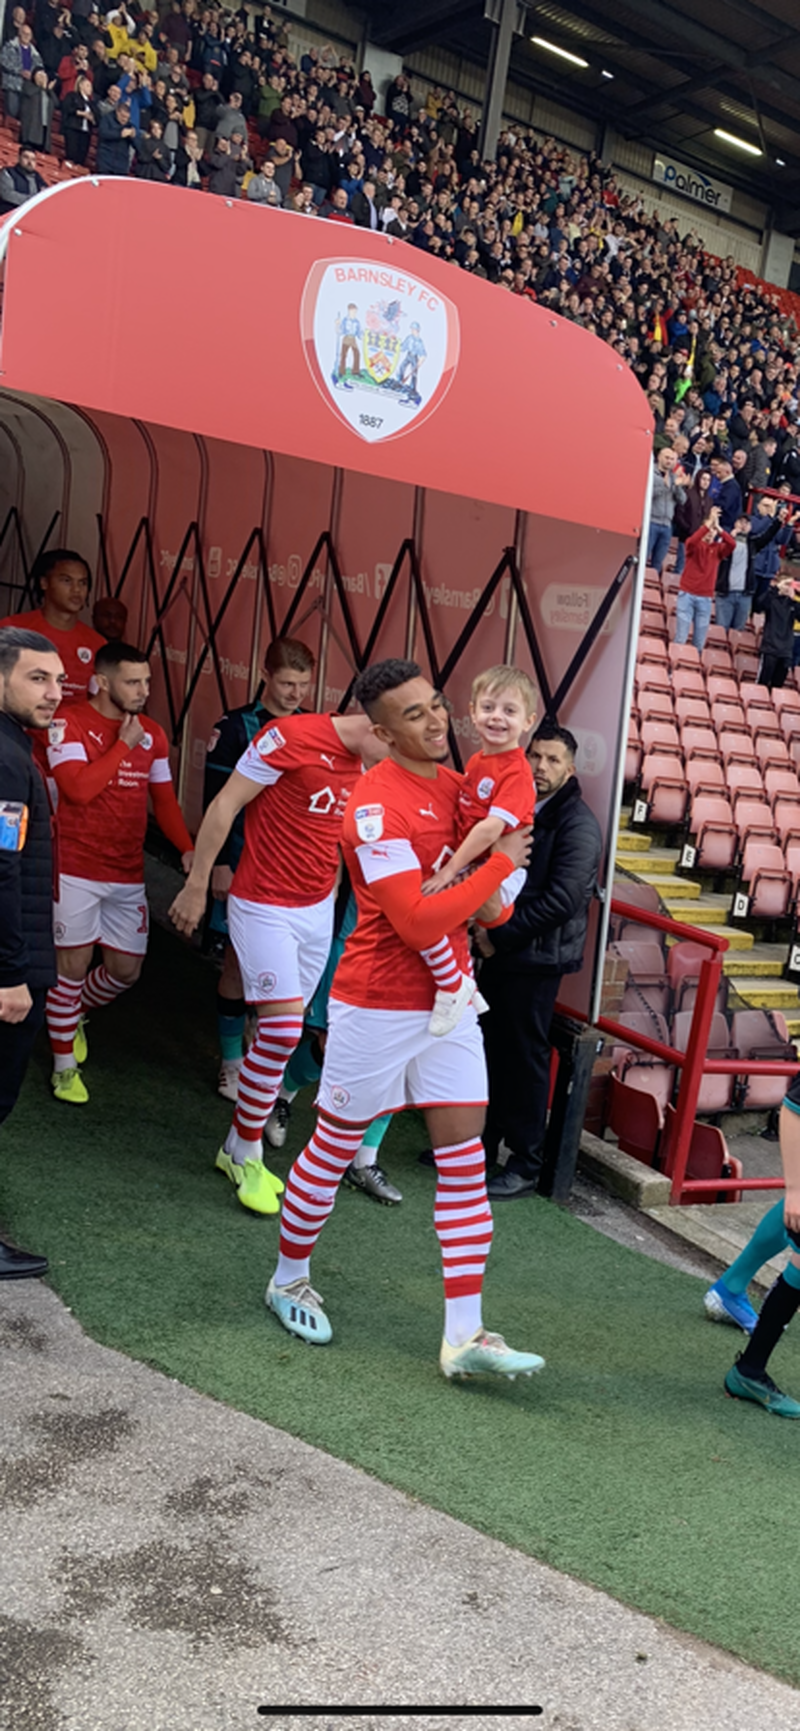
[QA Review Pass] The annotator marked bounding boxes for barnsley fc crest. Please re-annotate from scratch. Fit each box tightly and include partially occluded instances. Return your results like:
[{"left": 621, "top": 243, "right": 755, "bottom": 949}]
[{"left": 301, "top": 258, "right": 460, "bottom": 444}]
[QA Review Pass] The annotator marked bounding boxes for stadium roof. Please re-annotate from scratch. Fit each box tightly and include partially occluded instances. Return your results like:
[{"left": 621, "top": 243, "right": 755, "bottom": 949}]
[{"left": 366, "top": 0, "right": 800, "bottom": 234}]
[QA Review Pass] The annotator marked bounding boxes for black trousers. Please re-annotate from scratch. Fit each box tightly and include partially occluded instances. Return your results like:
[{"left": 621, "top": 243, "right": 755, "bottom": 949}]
[
  {"left": 758, "top": 653, "right": 789, "bottom": 690},
  {"left": 0, "top": 989, "right": 46, "bottom": 1129},
  {"left": 479, "top": 964, "right": 562, "bottom": 1178}
]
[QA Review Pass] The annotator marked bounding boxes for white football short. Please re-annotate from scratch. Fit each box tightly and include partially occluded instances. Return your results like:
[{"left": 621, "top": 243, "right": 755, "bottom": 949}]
[
  {"left": 316, "top": 1000, "right": 488, "bottom": 1123},
  {"left": 227, "top": 892, "right": 335, "bottom": 1006},
  {"left": 53, "top": 875, "right": 149, "bottom": 955}
]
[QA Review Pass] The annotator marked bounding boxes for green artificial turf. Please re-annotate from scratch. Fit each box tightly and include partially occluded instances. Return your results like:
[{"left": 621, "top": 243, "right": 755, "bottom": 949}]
[{"left": 3, "top": 923, "right": 800, "bottom": 1684}]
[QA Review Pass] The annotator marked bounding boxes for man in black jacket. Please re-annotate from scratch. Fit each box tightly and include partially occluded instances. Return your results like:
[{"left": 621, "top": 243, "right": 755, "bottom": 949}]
[
  {"left": 0, "top": 627, "right": 64, "bottom": 1277},
  {"left": 477, "top": 721, "right": 602, "bottom": 1200}
]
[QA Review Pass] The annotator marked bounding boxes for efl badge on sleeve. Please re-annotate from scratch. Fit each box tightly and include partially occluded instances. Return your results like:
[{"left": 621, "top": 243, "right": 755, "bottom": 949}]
[
  {"left": 301, "top": 259, "right": 460, "bottom": 445},
  {"left": 355, "top": 803, "right": 384, "bottom": 842},
  {"left": 256, "top": 725, "right": 286, "bottom": 758}
]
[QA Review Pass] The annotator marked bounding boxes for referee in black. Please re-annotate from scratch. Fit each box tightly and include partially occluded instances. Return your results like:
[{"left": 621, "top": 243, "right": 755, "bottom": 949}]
[{"left": 0, "top": 626, "right": 64, "bottom": 1278}]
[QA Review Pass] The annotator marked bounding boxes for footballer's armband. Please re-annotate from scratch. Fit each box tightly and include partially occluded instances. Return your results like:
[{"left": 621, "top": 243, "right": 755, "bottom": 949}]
[{"left": 0, "top": 800, "right": 28, "bottom": 852}]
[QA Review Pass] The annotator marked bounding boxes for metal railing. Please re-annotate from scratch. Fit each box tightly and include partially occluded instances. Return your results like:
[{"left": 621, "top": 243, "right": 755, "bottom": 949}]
[{"left": 566, "top": 898, "right": 797, "bottom": 1205}]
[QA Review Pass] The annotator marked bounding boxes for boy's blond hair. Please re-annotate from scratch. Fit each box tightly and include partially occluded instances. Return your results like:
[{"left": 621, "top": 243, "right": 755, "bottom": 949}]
[{"left": 470, "top": 664, "right": 538, "bottom": 715}]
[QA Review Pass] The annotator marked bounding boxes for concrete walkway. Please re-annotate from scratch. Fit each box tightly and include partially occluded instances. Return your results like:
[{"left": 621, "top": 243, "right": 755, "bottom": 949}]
[{"left": 2, "top": 1275, "right": 799, "bottom": 1731}]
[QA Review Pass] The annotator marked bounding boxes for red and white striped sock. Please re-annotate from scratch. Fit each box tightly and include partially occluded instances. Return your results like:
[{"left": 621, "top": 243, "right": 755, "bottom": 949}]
[
  {"left": 81, "top": 966, "right": 131, "bottom": 1011},
  {"left": 224, "top": 1014, "right": 304, "bottom": 1163},
  {"left": 46, "top": 975, "right": 84, "bottom": 1072},
  {"left": 420, "top": 936, "right": 463, "bottom": 993},
  {"left": 274, "top": 1112, "right": 369, "bottom": 1286},
  {"left": 433, "top": 1137, "right": 493, "bottom": 1345}
]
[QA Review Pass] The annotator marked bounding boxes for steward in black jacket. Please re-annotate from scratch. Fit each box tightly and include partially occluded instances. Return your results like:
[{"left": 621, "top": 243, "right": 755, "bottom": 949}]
[
  {"left": 0, "top": 626, "right": 61, "bottom": 1279},
  {"left": 479, "top": 734, "right": 602, "bottom": 1198}
]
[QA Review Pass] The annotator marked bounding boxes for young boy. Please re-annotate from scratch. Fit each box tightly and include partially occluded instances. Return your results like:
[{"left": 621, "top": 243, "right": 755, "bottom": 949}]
[
  {"left": 420, "top": 665, "right": 537, "bottom": 1036},
  {"left": 757, "top": 566, "right": 800, "bottom": 690}
]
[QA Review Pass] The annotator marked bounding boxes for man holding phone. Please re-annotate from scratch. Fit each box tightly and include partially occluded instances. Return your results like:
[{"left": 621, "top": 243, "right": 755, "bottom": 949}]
[{"left": 0, "top": 626, "right": 64, "bottom": 1279}]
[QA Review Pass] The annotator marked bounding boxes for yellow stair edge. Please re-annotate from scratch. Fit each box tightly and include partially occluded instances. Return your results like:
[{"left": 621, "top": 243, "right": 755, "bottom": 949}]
[
  {"left": 632, "top": 876, "right": 700, "bottom": 898},
  {"left": 615, "top": 832, "right": 653, "bottom": 853},
  {"left": 729, "top": 986, "right": 800, "bottom": 1008},
  {"left": 662, "top": 902, "right": 729, "bottom": 926}
]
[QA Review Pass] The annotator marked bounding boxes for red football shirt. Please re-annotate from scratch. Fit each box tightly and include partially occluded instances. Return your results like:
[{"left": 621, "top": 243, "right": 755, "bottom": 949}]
[
  {"left": 231, "top": 713, "right": 362, "bottom": 908},
  {"left": 457, "top": 746, "right": 535, "bottom": 843},
  {"left": 47, "top": 702, "right": 172, "bottom": 881},
  {"left": 334, "top": 758, "right": 480, "bottom": 1013},
  {"left": 0, "top": 608, "right": 104, "bottom": 707}
]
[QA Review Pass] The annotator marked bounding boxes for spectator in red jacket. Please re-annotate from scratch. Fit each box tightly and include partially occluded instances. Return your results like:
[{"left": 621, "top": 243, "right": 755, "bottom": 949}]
[{"left": 674, "top": 505, "right": 736, "bottom": 651}]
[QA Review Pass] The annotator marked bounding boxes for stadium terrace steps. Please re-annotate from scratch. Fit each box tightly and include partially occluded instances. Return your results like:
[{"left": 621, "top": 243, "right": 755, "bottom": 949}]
[{"left": 614, "top": 817, "right": 800, "bottom": 1019}]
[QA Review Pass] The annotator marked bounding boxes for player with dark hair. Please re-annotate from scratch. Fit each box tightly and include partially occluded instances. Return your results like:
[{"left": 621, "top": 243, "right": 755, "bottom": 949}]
[
  {"left": 44, "top": 640, "right": 194, "bottom": 1103},
  {"left": 0, "top": 550, "right": 104, "bottom": 709},
  {"left": 169, "top": 704, "right": 376, "bottom": 1216},
  {"left": 202, "top": 636, "right": 316, "bottom": 1100},
  {"left": 264, "top": 659, "right": 544, "bottom": 1382}
]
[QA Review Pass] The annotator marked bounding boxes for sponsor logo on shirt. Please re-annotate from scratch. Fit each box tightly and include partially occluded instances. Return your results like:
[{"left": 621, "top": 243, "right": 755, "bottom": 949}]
[
  {"left": 355, "top": 802, "right": 384, "bottom": 841},
  {"left": 48, "top": 719, "right": 66, "bottom": 747},
  {"left": 88, "top": 730, "right": 105, "bottom": 746},
  {"left": 477, "top": 776, "right": 495, "bottom": 800},
  {"left": 77, "top": 646, "right": 93, "bottom": 664},
  {"left": 308, "top": 785, "right": 336, "bottom": 814},
  {"left": 256, "top": 725, "right": 286, "bottom": 758},
  {"left": 320, "top": 752, "right": 336, "bottom": 769},
  {"left": 418, "top": 802, "right": 437, "bottom": 819}
]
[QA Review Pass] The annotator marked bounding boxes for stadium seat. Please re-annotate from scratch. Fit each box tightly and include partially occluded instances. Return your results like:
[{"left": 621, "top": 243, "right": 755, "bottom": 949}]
[
  {"left": 733, "top": 799, "right": 776, "bottom": 847},
  {"left": 774, "top": 802, "right": 800, "bottom": 850},
  {"left": 638, "top": 690, "right": 675, "bottom": 722},
  {"left": 675, "top": 695, "right": 711, "bottom": 726},
  {"left": 728, "top": 763, "right": 764, "bottom": 798},
  {"left": 773, "top": 688, "right": 800, "bottom": 717},
  {"left": 636, "top": 661, "right": 672, "bottom": 695},
  {"left": 660, "top": 1105, "right": 743, "bottom": 1204},
  {"left": 680, "top": 723, "right": 717, "bottom": 758},
  {"left": 764, "top": 767, "right": 800, "bottom": 808},
  {"left": 641, "top": 719, "right": 681, "bottom": 754},
  {"left": 755, "top": 734, "right": 791, "bottom": 772},
  {"left": 707, "top": 675, "right": 739, "bottom": 704},
  {"left": 608, "top": 943, "right": 667, "bottom": 985},
  {"left": 672, "top": 668, "right": 706, "bottom": 700},
  {"left": 737, "top": 841, "right": 792, "bottom": 919},
  {"left": 686, "top": 758, "right": 725, "bottom": 797},
  {"left": 611, "top": 1012, "right": 675, "bottom": 1112},
  {"left": 731, "top": 1011, "right": 797, "bottom": 1110},
  {"left": 711, "top": 700, "right": 746, "bottom": 730},
  {"left": 686, "top": 795, "right": 737, "bottom": 871},
  {"left": 644, "top": 768, "right": 688, "bottom": 825},
  {"left": 606, "top": 1071, "right": 663, "bottom": 1165},
  {"left": 671, "top": 1011, "right": 738, "bottom": 1113},
  {"left": 610, "top": 878, "right": 661, "bottom": 920},
  {"left": 639, "top": 635, "right": 670, "bottom": 665},
  {"left": 719, "top": 728, "right": 756, "bottom": 769},
  {"left": 704, "top": 644, "right": 735, "bottom": 677},
  {"left": 668, "top": 642, "right": 701, "bottom": 669}
]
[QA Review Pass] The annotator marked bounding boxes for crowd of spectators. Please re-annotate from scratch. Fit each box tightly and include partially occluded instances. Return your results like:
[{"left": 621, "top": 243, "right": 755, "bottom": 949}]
[{"left": 3, "top": 0, "right": 800, "bottom": 471}]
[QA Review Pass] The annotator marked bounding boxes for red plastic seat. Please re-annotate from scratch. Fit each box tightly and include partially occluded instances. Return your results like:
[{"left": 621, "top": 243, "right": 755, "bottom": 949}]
[
  {"left": 687, "top": 796, "right": 737, "bottom": 871},
  {"left": 608, "top": 943, "right": 667, "bottom": 986},
  {"left": 639, "top": 634, "right": 669, "bottom": 666},
  {"left": 711, "top": 700, "right": 746, "bottom": 731},
  {"left": 681, "top": 723, "right": 716, "bottom": 758},
  {"left": 764, "top": 767, "right": 800, "bottom": 808},
  {"left": 671, "top": 1011, "right": 737, "bottom": 1113},
  {"left": 704, "top": 644, "right": 735, "bottom": 677},
  {"left": 686, "top": 758, "right": 725, "bottom": 797},
  {"left": 606, "top": 1072, "right": 663, "bottom": 1166},
  {"left": 672, "top": 668, "right": 706, "bottom": 699},
  {"left": 668, "top": 642, "right": 701, "bottom": 669},
  {"left": 779, "top": 709, "right": 800, "bottom": 743},
  {"left": 639, "top": 758, "right": 688, "bottom": 825},
  {"left": 772, "top": 688, "right": 800, "bottom": 715},
  {"left": 660, "top": 1105, "right": 743, "bottom": 1203},
  {"left": 774, "top": 802, "right": 800, "bottom": 850},
  {"left": 636, "top": 662, "right": 672, "bottom": 695},
  {"left": 675, "top": 695, "right": 711, "bottom": 726},
  {"left": 747, "top": 708, "right": 782, "bottom": 739},
  {"left": 733, "top": 799, "right": 776, "bottom": 845},
  {"left": 719, "top": 728, "right": 756, "bottom": 768},
  {"left": 641, "top": 719, "right": 681, "bottom": 754},
  {"left": 738, "top": 843, "right": 792, "bottom": 919},
  {"left": 638, "top": 689, "right": 675, "bottom": 722},
  {"left": 707, "top": 675, "right": 739, "bottom": 704},
  {"left": 728, "top": 764, "right": 764, "bottom": 799},
  {"left": 731, "top": 1010, "right": 798, "bottom": 1110},
  {"left": 755, "top": 735, "right": 791, "bottom": 772}
]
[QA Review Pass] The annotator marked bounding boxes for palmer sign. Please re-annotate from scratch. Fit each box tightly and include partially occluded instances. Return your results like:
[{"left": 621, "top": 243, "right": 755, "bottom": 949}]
[{"left": 652, "top": 153, "right": 733, "bottom": 214}]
